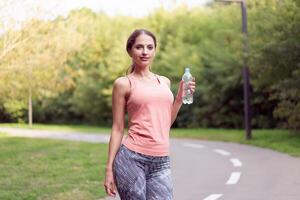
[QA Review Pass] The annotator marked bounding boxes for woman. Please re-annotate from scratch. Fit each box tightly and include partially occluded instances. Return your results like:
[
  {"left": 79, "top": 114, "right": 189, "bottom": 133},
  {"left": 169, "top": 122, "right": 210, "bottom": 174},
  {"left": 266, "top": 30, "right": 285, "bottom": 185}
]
[{"left": 104, "top": 29, "right": 196, "bottom": 199}]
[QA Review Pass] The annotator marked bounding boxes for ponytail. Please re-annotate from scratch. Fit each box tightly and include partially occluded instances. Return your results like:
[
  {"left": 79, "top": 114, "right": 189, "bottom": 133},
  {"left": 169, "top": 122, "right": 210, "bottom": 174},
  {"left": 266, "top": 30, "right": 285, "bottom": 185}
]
[{"left": 126, "top": 64, "right": 135, "bottom": 75}]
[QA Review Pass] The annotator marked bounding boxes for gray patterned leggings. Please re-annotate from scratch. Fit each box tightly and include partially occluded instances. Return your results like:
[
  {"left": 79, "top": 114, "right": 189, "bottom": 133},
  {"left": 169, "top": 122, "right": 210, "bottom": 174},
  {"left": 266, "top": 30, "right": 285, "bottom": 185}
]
[{"left": 113, "top": 144, "right": 173, "bottom": 200}]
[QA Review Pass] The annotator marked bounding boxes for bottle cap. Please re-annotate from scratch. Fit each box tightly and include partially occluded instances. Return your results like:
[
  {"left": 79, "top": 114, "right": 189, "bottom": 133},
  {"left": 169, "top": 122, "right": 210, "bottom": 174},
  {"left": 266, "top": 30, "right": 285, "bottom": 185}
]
[{"left": 185, "top": 67, "right": 190, "bottom": 72}]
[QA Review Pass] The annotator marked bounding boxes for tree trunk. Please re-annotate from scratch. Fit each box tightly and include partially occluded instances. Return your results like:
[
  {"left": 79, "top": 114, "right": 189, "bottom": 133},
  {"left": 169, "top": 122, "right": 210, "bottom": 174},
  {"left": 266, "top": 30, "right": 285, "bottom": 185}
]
[
  {"left": 28, "top": 85, "right": 32, "bottom": 128},
  {"left": 28, "top": 66, "right": 33, "bottom": 127}
]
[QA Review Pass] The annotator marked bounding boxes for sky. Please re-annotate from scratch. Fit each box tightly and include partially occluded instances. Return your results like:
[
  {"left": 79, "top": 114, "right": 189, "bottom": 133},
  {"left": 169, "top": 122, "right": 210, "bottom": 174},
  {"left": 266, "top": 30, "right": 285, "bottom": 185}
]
[
  {"left": 2, "top": 0, "right": 212, "bottom": 23},
  {"left": 0, "top": 0, "right": 212, "bottom": 33}
]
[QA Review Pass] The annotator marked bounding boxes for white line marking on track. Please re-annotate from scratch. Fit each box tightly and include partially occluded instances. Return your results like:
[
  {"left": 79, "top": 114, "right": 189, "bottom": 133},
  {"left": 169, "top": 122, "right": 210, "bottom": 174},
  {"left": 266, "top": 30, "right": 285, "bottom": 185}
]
[
  {"left": 226, "top": 172, "right": 241, "bottom": 184},
  {"left": 213, "top": 149, "right": 231, "bottom": 156},
  {"left": 203, "top": 194, "right": 223, "bottom": 200},
  {"left": 183, "top": 143, "right": 204, "bottom": 149},
  {"left": 230, "top": 158, "right": 242, "bottom": 167}
]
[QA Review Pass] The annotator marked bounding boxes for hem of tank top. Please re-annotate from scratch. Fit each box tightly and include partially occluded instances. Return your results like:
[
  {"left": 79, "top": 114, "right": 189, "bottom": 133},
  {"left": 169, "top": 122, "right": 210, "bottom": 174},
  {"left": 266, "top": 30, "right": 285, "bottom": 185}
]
[{"left": 122, "top": 142, "right": 170, "bottom": 157}]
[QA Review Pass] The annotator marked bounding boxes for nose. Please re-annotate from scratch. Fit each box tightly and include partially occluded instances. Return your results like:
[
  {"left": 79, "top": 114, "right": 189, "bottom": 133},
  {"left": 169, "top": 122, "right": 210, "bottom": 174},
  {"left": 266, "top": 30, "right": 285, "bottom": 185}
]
[{"left": 142, "top": 48, "right": 148, "bottom": 55}]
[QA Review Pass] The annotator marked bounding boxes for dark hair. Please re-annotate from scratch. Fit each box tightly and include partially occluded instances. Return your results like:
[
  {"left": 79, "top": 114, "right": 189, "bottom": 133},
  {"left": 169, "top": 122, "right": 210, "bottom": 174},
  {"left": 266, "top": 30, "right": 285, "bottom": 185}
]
[{"left": 126, "top": 29, "right": 157, "bottom": 74}]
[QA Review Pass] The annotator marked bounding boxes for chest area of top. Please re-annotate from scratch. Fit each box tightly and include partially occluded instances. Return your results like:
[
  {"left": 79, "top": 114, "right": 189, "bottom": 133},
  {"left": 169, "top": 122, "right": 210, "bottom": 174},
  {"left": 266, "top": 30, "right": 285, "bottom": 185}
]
[{"left": 127, "top": 76, "right": 173, "bottom": 104}]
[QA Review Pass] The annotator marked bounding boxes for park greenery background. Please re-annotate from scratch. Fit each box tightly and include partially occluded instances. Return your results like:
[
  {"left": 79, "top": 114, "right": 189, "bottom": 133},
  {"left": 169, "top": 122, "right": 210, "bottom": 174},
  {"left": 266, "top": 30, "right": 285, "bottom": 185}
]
[
  {"left": 0, "top": 0, "right": 300, "bottom": 199},
  {"left": 1, "top": 0, "right": 299, "bottom": 131}
]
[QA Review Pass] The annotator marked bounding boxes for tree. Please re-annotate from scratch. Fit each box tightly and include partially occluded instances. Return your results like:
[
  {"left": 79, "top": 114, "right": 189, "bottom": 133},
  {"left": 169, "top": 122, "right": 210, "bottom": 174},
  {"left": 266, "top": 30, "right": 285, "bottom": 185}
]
[
  {"left": 0, "top": 10, "right": 85, "bottom": 125},
  {"left": 250, "top": 0, "right": 300, "bottom": 131}
]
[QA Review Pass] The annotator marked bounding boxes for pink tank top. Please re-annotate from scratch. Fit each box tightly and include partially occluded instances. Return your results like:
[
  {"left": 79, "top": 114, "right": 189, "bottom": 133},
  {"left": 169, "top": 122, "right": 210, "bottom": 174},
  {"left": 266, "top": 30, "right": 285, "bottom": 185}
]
[{"left": 122, "top": 73, "right": 174, "bottom": 156}]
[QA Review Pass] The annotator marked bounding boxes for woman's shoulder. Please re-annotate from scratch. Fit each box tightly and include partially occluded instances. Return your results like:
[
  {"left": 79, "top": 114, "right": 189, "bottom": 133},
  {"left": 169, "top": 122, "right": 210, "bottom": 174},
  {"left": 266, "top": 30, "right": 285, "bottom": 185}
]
[
  {"left": 113, "top": 76, "right": 131, "bottom": 90},
  {"left": 157, "top": 75, "right": 171, "bottom": 87}
]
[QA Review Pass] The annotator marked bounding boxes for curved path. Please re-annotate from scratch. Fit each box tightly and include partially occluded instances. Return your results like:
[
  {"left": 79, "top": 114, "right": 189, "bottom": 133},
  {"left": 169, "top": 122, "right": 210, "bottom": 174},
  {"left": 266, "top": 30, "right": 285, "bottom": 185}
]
[{"left": 1, "top": 127, "right": 300, "bottom": 200}]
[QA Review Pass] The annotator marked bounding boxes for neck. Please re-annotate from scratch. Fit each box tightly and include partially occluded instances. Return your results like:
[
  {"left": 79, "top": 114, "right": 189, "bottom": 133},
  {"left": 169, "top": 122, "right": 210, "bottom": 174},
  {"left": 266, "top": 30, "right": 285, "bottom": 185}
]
[{"left": 132, "top": 67, "right": 153, "bottom": 77}]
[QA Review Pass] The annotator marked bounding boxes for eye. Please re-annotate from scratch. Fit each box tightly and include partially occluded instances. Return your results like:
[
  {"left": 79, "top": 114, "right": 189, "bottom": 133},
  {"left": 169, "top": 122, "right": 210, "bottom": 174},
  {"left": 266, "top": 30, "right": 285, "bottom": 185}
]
[{"left": 147, "top": 45, "right": 154, "bottom": 50}]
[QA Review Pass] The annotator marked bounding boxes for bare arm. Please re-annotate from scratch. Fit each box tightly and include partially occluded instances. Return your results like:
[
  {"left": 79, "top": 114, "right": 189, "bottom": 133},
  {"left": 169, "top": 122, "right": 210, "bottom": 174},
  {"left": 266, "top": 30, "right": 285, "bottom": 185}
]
[
  {"left": 104, "top": 77, "right": 129, "bottom": 197},
  {"left": 160, "top": 76, "right": 182, "bottom": 125},
  {"left": 105, "top": 77, "right": 129, "bottom": 170},
  {"left": 171, "top": 82, "right": 183, "bottom": 125},
  {"left": 160, "top": 76, "right": 195, "bottom": 126}
]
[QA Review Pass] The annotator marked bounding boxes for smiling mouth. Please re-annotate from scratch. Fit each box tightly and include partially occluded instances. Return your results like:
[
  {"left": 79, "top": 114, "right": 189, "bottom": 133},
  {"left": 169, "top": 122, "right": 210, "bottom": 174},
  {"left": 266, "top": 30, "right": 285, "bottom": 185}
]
[{"left": 140, "top": 57, "right": 150, "bottom": 61}]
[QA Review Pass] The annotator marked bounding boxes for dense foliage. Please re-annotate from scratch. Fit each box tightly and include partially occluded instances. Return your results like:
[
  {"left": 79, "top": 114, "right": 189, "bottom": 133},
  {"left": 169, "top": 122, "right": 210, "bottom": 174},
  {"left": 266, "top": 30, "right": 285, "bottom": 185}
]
[{"left": 0, "top": 0, "right": 299, "bottom": 131}]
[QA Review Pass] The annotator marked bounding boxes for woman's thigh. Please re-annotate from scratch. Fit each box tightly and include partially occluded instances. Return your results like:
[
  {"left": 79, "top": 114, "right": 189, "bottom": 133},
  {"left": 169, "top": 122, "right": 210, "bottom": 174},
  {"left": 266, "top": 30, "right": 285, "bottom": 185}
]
[
  {"left": 146, "top": 168, "right": 173, "bottom": 200},
  {"left": 113, "top": 145, "right": 147, "bottom": 200}
]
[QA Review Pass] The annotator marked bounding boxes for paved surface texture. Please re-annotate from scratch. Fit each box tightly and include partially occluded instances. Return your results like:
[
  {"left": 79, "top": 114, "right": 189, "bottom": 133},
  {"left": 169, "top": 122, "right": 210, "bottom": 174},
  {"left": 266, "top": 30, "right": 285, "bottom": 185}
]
[{"left": 1, "top": 127, "right": 300, "bottom": 200}]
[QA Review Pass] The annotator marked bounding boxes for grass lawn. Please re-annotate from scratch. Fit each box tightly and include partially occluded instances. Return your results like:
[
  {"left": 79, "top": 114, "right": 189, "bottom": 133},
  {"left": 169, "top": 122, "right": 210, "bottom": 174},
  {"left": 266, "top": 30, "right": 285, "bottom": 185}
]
[
  {"left": 0, "top": 134, "right": 108, "bottom": 200},
  {"left": 0, "top": 132, "right": 7, "bottom": 137}
]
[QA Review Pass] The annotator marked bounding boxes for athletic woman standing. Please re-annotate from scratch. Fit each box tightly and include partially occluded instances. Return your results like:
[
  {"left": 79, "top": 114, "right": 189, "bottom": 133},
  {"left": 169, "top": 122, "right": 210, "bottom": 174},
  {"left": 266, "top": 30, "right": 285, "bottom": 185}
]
[{"left": 104, "top": 29, "right": 196, "bottom": 199}]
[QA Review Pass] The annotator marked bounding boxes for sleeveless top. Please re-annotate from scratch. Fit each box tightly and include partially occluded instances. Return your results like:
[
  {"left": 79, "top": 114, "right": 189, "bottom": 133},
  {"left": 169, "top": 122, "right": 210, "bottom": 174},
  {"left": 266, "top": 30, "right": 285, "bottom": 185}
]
[{"left": 122, "top": 73, "right": 174, "bottom": 156}]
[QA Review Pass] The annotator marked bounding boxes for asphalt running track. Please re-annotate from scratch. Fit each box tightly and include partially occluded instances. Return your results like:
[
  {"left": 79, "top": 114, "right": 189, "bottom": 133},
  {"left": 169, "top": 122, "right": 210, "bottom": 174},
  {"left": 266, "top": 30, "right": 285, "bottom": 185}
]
[{"left": 1, "top": 127, "right": 300, "bottom": 200}]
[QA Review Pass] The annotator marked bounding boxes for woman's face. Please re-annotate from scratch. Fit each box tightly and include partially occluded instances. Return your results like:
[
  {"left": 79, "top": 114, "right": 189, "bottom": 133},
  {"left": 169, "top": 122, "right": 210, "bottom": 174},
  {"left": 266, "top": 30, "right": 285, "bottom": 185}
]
[{"left": 129, "top": 34, "right": 156, "bottom": 69}]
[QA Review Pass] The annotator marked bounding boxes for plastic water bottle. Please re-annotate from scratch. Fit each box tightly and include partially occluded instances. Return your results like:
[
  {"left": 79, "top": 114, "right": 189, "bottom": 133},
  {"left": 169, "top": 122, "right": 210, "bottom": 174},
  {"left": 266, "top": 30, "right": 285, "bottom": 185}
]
[{"left": 182, "top": 67, "right": 193, "bottom": 104}]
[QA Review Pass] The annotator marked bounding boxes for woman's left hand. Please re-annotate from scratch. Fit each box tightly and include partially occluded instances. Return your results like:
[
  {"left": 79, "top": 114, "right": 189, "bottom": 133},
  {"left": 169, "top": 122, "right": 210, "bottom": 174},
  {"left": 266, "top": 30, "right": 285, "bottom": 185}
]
[{"left": 176, "top": 77, "right": 196, "bottom": 102}]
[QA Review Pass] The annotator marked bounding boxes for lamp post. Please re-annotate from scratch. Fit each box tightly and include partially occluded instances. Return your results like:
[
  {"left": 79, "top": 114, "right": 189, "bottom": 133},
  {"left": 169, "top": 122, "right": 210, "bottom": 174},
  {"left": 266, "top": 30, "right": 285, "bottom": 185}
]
[{"left": 216, "top": 0, "right": 252, "bottom": 139}]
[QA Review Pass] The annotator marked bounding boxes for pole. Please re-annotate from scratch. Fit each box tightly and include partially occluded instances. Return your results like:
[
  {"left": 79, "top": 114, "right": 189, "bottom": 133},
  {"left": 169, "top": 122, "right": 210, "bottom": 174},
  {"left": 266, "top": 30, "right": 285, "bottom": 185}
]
[
  {"left": 241, "top": 1, "right": 251, "bottom": 139},
  {"left": 216, "top": 0, "right": 252, "bottom": 139}
]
